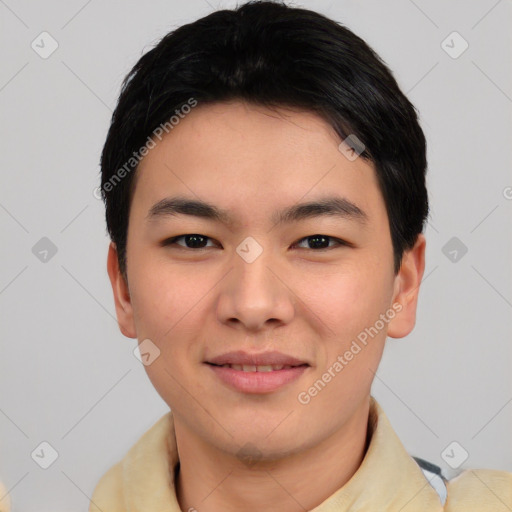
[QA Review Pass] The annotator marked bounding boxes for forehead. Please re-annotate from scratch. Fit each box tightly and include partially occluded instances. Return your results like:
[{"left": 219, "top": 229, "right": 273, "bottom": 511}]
[{"left": 131, "top": 101, "right": 386, "bottom": 227}]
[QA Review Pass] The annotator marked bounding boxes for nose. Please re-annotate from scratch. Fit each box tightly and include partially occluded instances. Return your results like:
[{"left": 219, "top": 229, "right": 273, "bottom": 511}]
[{"left": 216, "top": 246, "right": 295, "bottom": 332}]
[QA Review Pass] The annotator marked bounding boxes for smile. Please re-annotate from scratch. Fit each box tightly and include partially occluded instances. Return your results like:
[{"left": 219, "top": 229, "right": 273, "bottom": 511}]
[
  {"left": 211, "top": 363, "right": 301, "bottom": 372},
  {"left": 206, "top": 362, "right": 309, "bottom": 393}
]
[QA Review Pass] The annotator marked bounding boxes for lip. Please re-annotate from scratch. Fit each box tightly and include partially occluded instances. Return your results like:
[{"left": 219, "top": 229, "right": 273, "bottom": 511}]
[
  {"left": 206, "top": 350, "right": 308, "bottom": 367},
  {"left": 206, "top": 363, "right": 309, "bottom": 394},
  {"left": 205, "top": 350, "right": 310, "bottom": 394}
]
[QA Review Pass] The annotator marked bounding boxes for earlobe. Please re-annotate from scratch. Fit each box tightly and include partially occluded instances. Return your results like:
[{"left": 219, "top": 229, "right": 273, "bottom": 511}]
[
  {"left": 387, "top": 234, "right": 426, "bottom": 339},
  {"left": 106, "top": 242, "right": 137, "bottom": 339}
]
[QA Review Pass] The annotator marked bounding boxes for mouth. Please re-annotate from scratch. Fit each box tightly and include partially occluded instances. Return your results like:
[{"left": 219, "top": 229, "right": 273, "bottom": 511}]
[
  {"left": 206, "top": 363, "right": 308, "bottom": 372},
  {"left": 204, "top": 351, "right": 310, "bottom": 393}
]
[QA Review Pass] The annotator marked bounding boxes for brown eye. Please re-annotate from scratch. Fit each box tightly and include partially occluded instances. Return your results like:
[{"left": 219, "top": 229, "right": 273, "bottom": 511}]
[
  {"left": 294, "top": 235, "right": 348, "bottom": 250},
  {"left": 162, "top": 234, "right": 216, "bottom": 249}
]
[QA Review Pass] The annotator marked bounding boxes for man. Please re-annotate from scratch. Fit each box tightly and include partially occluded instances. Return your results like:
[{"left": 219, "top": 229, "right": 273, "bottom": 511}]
[{"left": 89, "top": 1, "right": 512, "bottom": 510}]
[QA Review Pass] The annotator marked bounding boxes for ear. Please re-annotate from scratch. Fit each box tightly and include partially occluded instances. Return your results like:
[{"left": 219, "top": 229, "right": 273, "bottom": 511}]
[
  {"left": 387, "top": 234, "right": 426, "bottom": 339},
  {"left": 106, "top": 241, "right": 137, "bottom": 339}
]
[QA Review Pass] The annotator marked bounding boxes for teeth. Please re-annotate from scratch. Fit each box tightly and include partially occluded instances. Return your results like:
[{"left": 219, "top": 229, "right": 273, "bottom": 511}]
[
  {"left": 255, "top": 365, "right": 276, "bottom": 372},
  {"left": 219, "top": 364, "right": 294, "bottom": 372}
]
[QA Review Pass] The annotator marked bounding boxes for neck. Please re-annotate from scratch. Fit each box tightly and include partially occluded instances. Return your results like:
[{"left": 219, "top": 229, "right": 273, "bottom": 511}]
[{"left": 174, "top": 399, "right": 371, "bottom": 512}]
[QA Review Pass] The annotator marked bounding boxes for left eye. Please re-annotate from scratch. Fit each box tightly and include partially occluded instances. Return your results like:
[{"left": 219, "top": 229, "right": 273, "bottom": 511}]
[
  {"left": 162, "top": 234, "right": 348, "bottom": 250},
  {"left": 293, "top": 234, "right": 348, "bottom": 250}
]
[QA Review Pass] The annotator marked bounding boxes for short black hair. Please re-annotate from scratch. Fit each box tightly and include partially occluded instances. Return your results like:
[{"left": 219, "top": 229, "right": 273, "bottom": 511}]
[{"left": 99, "top": 0, "right": 428, "bottom": 281}]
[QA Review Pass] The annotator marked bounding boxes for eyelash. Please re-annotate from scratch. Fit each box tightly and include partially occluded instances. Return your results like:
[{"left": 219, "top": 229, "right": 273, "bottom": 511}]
[{"left": 161, "top": 234, "right": 352, "bottom": 251}]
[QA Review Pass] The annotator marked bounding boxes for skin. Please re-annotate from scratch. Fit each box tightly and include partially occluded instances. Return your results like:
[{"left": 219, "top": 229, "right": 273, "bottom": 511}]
[{"left": 107, "top": 100, "right": 426, "bottom": 512}]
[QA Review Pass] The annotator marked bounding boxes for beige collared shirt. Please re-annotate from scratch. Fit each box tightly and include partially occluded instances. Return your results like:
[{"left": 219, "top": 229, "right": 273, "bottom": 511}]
[{"left": 84, "top": 396, "right": 512, "bottom": 511}]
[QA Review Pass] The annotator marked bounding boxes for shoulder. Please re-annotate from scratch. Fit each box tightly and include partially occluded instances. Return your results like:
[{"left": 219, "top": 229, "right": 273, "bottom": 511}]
[
  {"left": 0, "top": 478, "right": 11, "bottom": 512},
  {"left": 413, "top": 455, "right": 512, "bottom": 511},
  {"left": 89, "top": 412, "right": 173, "bottom": 511},
  {"left": 444, "top": 468, "right": 512, "bottom": 511},
  {"left": 89, "top": 460, "right": 125, "bottom": 512}
]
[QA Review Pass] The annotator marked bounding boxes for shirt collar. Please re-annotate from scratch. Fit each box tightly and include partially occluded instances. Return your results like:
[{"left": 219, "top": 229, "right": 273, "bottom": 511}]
[{"left": 122, "top": 396, "right": 443, "bottom": 511}]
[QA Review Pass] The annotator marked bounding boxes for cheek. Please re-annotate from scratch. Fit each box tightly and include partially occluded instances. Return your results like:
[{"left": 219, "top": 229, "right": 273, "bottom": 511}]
[
  {"left": 128, "top": 262, "right": 203, "bottom": 408},
  {"left": 298, "top": 262, "right": 391, "bottom": 338},
  {"left": 129, "top": 253, "right": 199, "bottom": 336},
  {"left": 127, "top": 256, "right": 214, "bottom": 382}
]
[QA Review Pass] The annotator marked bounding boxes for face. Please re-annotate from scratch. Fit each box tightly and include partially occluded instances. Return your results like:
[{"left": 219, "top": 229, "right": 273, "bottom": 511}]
[{"left": 108, "top": 100, "right": 425, "bottom": 461}]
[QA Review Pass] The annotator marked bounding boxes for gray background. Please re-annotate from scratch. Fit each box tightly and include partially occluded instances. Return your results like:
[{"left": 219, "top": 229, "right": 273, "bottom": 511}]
[{"left": 0, "top": 0, "right": 511, "bottom": 510}]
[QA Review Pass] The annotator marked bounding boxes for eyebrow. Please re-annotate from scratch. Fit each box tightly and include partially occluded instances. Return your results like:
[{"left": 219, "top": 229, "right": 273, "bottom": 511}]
[{"left": 146, "top": 195, "right": 368, "bottom": 226}]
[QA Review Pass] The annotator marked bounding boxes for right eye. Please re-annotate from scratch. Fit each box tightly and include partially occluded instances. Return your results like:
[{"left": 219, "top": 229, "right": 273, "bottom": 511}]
[{"left": 161, "top": 234, "right": 218, "bottom": 250}]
